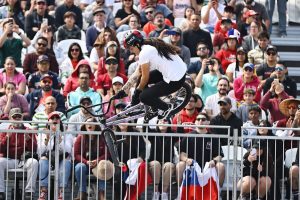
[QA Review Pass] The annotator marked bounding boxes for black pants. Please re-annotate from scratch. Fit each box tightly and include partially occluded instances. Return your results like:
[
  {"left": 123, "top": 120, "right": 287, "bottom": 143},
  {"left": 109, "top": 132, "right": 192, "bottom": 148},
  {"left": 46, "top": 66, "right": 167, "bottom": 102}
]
[{"left": 139, "top": 70, "right": 185, "bottom": 110}]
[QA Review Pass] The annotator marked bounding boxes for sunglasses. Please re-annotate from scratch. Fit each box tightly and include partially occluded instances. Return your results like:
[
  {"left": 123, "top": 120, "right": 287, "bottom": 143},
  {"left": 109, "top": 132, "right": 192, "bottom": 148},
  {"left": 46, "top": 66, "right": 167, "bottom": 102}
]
[
  {"left": 37, "top": 2, "right": 46, "bottom": 5},
  {"left": 275, "top": 67, "right": 284, "bottom": 71},
  {"left": 42, "top": 80, "right": 52, "bottom": 84},
  {"left": 288, "top": 105, "right": 297, "bottom": 109},
  {"left": 196, "top": 117, "right": 206, "bottom": 121},
  {"left": 105, "top": 60, "right": 118, "bottom": 65},
  {"left": 12, "top": 114, "right": 22, "bottom": 119},
  {"left": 81, "top": 102, "right": 91, "bottom": 106},
  {"left": 145, "top": 10, "right": 154, "bottom": 15},
  {"left": 267, "top": 51, "right": 277, "bottom": 56},
  {"left": 219, "top": 102, "right": 228, "bottom": 106},
  {"left": 244, "top": 67, "right": 253, "bottom": 72},
  {"left": 197, "top": 47, "right": 207, "bottom": 51},
  {"left": 37, "top": 43, "right": 47, "bottom": 47},
  {"left": 71, "top": 48, "right": 79, "bottom": 52}
]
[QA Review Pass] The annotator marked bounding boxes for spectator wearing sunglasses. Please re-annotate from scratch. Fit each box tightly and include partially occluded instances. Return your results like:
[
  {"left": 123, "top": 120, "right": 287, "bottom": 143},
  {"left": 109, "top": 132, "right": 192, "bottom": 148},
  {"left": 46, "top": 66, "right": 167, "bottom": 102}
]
[
  {"left": 23, "top": 36, "right": 59, "bottom": 75},
  {"left": 233, "top": 63, "right": 261, "bottom": 103},
  {"left": 27, "top": 55, "right": 60, "bottom": 93}
]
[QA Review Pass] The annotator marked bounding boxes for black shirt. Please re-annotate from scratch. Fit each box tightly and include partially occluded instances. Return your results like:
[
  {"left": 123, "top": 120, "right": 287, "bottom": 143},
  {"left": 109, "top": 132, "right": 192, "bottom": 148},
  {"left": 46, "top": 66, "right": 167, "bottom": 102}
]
[
  {"left": 256, "top": 63, "right": 276, "bottom": 80},
  {"left": 115, "top": 9, "right": 140, "bottom": 26},
  {"left": 179, "top": 131, "right": 223, "bottom": 168},
  {"left": 55, "top": 4, "right": 83, "bottom": 29},
  {"left": 263, "top": 76, "right": 297, "bottom": 98}
]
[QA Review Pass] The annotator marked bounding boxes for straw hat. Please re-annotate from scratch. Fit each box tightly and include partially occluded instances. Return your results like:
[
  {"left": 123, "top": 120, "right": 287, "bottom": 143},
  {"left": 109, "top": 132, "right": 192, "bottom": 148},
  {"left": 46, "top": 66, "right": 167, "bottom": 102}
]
[
  {"left": 92, "top": 160, "right": 115, "bottom": 180},
  {"left": 279, "top": 98, "right": 300, "bottom": 117}
]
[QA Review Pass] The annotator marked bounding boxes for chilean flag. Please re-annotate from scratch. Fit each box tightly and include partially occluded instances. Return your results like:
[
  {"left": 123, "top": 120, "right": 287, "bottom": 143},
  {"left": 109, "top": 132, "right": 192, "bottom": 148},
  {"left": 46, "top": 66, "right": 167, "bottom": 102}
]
[{"left": 180, "top": 161, "right": 219, "bottom": 200}]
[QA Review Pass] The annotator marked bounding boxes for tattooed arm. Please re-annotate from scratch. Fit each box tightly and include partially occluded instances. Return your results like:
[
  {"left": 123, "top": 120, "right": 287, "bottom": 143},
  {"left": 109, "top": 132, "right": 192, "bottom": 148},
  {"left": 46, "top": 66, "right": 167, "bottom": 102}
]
[{"left": 122, "top": 66, "right": 141, "bottom": 93}]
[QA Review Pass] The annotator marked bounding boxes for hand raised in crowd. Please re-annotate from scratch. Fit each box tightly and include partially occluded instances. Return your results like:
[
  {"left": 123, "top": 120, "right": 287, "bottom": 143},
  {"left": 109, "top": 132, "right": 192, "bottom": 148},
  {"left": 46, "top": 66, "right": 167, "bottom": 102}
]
[
  {"left": 257, "top": 164, "right": 263, "bottom": 172},
  {"left": 269, "top": 80, "right": 276, "bottom": 93},
  {"left": 201, "top": 58, "right": 210, "bottom": 69},
  {"left": 185, "top": 158, "right": 193, "bottom": 166},
  {"left": 248, "top": 154, "right": 257, "bottom": 162},
  {"left": 12, "top": 24, "right": 20, "bottom": 34},
  {"left": 209, "top": 160, "right": 216, "bottom": 168}
]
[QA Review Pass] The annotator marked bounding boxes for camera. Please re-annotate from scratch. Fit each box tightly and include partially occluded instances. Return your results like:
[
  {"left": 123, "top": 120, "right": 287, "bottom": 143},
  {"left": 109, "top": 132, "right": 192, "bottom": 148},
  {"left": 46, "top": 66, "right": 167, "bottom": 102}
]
[
  {"left": 8, "top": 18, "right": 13, "bottom": 24},
  {"left": 206, "top": 59, "right": 215, "bottom": 66}
]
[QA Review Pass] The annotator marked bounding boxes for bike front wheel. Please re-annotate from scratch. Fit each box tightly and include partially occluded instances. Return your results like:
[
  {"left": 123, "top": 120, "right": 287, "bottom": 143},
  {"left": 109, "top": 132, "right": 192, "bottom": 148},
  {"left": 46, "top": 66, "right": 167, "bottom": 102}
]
[{"left": 102, "top": 129, "right": 120, "bottom": 167}]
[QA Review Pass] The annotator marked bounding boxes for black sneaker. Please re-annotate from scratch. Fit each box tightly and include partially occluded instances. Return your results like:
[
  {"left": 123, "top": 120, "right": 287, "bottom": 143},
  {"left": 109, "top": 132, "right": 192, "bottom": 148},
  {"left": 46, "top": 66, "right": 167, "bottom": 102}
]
[
  {"left": 158, "top": 103, "right": 174, "bottom": 120},
  {"left": 144, "top": 107, "right": 158, "bottom": 122}
]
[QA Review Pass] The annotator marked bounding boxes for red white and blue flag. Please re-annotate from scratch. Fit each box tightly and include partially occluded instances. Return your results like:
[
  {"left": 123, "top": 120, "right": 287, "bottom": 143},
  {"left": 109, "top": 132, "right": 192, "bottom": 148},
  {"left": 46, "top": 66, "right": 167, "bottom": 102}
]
[{"left": 180, "top": 161, "right": 219, "bottom": 200}]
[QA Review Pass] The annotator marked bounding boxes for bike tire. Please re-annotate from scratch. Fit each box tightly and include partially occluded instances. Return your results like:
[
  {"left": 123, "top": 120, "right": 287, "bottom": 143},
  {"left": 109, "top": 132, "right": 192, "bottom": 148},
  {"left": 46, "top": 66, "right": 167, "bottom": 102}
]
[
  {"left": 103, "top": 129, "right": 120, "bottom": 167},
  {"left": 168, "top": 82, "right": 192, "bottom": 116}
]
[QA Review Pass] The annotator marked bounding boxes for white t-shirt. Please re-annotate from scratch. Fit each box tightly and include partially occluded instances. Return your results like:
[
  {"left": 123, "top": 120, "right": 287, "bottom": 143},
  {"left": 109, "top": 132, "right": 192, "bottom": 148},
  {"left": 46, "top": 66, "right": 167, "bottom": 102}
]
[
  {"left": 204, "top": 93, "right": 237, "bottom": 118},
  {"left": 226, "top": 63, "right": 243, "bottom": 79},
  {"left": 200, "top": 3, "right": 225, "bottom": 28},
  {"left": 138, "top": 45, "right": 187, "bottom": 83}
]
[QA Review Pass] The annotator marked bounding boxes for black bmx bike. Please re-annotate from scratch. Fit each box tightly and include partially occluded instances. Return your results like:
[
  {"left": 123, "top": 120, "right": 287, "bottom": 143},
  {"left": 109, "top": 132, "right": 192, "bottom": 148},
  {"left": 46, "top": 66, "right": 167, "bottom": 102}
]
[{"left": 66, "top": 82, "right": 192, "bottom": 167}]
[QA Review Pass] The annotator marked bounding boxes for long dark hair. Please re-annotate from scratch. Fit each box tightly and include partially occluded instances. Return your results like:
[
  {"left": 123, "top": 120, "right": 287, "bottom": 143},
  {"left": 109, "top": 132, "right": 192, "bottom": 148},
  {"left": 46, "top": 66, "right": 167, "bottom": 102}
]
[
  {"left": 68, "top": 43, "right": 84, "bottom": 60},
  {"left": 3, "top": 57, "right": 19, "bottom": 74},
  {"left": 143, "top": 38, "right": 180, "bottom": 60}
]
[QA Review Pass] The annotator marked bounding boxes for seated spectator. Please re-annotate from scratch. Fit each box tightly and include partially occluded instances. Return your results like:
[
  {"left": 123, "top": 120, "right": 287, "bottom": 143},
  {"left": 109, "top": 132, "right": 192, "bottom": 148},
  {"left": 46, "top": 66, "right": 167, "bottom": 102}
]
[
  {"left": 233, "top": 63, "right": 261, "bottom": 103},
  {"left": 204, "top": 77, "right": 237, "bottom": 119},
  {"left": 63, "top": 60, "right": 96, "bottom": 97},
  {"left": 263, "top": 61, "right": 297, "bottom": 98},
  {"left": 0, "top": 57, "right": 26, "bottom": 95},
  {"left": 176, "top": 112, "right": 225, "bottom": 190},
  {"left": 237, "top": 140, "right": 273, "bottom": 200},
  {"left": 195, "top": 57, "right": 222, "bottom": 103},
  {"left": 237, "top": 9, "right": 258, "bottom": 38},
  {"left": 213, "top": 18, "right": 234, "bottom": 51},
  {"left": 162, "top": 27, "right": 191, "bottom": 65},
  {"left": 68, "top": 96, "right": 95, "bottom": 132},
  {"left": 242, "top": 106, "right": 261, "bottom": 149},
  {"left": 31, "top": 96, "right": 67, "bottom": 131},
  {"left": 67, "top": 72, "right": 102, "bottom": 115},
  {"left": 236, "top": 89, "right": 259, "bottom": 123},
  {"left": 24, "top": 0, "right": 56, "bottom": 39},
  {"left": 74, "top": 117, "right": 114, "bottom": 200},
  {"left": 27, "top": 74, "right": 65, "bottom": 118},
  {"left": 0, "top": 108, "right": 38, "bottom": 199},
  {"left": 185, "top": 76, "right": 204, "bottom": 112},
  {"left": 178, "top": 7, "right": 195, "bottom": 32},
  {"left": 241, "top": 20, "right": 260, "bottom": 53},
  {"left": 85, "top": 6, "right": 106, "bottom": 53},
  {"left": 166, "top": 0, "right": 198, "bottom": 18},
  {"left": 148, "top": 11, "right": 171, "bottom": 38},
  {"left": 30, "top": 24, "right": 55, "bottom": 55},
  {"left": 28, "top": 55, "right": 60, "bottom": 93},
  {"left": 214, "top": 6, "right": 236, "bottom": 35},
  {"left": 0, "top": 82, "right": 29, "bottom": 119},
  {"left": 37, "top": 112, "right": 72, "bottom": 200},
  {"left": 23, "top": 36, "right": 59, "bottom": 75},
  {"left": 0, "top": 0, "right": 25, "bottom": 29},
  {"left": 96, "top": 41, "right": 126, "bottom": 77},
  {"left": 247, "top": 31, "right": 270, "bottom": 65},
  {"left": 103, "top": 76, "right": 130, "bottom": 118},
  {"left": 200, "top": 0, "right": 225, "bottom": 33},
  {"left": 215, "top": 29, "right": 239, "bottom": 72},
  {"left": 59, "top": 42, "right": 85, "bottom": 86},
  {"left": 0, "top": 19, "right": 31, "bottom": 68},
  {"left": 226, "top": 47, "right": 248, "bottom": 88},
  {"left": 96, "top": 56, "right": 128, "bottom": 96},
  {"left": 172, "top": 94, "right": 199, "bottom": 133},
  {"left": 55, "top": 0, "right": 83, "bottom": 29},
  {"left": 57, "top": 11, "right": 81, "bottom": 42},
  {"left": 210, "top": 96, "right": 242, "bottom": 145},
  {"left": 114, "top": 0, "right": 139, "bottom": 30}
]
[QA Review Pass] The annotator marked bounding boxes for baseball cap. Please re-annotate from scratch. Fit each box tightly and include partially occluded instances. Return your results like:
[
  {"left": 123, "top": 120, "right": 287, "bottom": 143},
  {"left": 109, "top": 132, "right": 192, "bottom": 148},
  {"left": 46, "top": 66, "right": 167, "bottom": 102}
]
[
  {"left": 170, "top": 27, "right": 182, "bottom": 35},
  {"left": 243, "top": 63, "right": 254, "bottom": 70},
  {"left": 80, "top": 96, "right": 92, "bottom": 104},
  {"left": 9, "top": 108, "right": 22, "bottom": 118},
  {"left": 226, "top": 29, "right": 240, "bottom": 40},
  {"left": 266, "top": 45, "right": 277, "bottom": 53},
  {"left": 112, "top": 76, "right": 124, "bottom": 85},
  {"left": 37, "top": 55, "right": 49, "bottom": 63},
  {"left": 48, "top": 111, "right": 61, "bottom": 120},
  {"left": 105, "top": 56, "right": 118, "bottom": 65},
  {"left": 93, "top": 6, "right": 106, "bottom": 15},
  {"left": 245, "top": 10, "right": 258, "bottom": 18},
  {"left": 237, "top": 47, "right": 246, "bottom": 53},
  {"left": 36, "top": 0, "right": 46, "bottom": 3},
  {"left": 41, "top": 74, "right": 53, "bottom": 81},
  {"left": 217, "top": 97, "right": 231, "bottom": 105}
]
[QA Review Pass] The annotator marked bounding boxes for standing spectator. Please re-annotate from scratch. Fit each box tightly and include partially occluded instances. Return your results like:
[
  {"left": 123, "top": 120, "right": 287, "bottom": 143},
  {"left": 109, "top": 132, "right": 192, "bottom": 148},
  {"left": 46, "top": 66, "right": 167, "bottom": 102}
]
[
  {"left": 237, "top": 139, "right": 273, "bottom": 200},
  {"left": 23, "top": 36, "right": 59, "bottom": 75},
  {"left": 27, "top": 74, "right": 65, "bottom": 118},
  {"left": 57, "top": 11, "right": 82, "bottom": 42},
  {"left": 27, "top": 55, "right": 60, "bottom": 93},
  {"left": 37, "top": 112, "right": 72, "bottom": 200},
  {"left": 149, "top": 11, "right": 171, "bottom": 38},
  {"left": 241, "top": 20, "right": 260, "bottom": 53},
  {"left": 74, "top": 117, "right": 113, "bottom": 200},
  {"left": 0, "top": 57, "right": 26, "bottom": 95},
  {"left": 210, "top": 96, "right": 243, "bottom": 145},
  {"left": 233, "top": 63, "right": 261, "bottom": 103},
  {"left": 204, "top": 77, "right": 237, "bottom": 119},
  {"left": 172, "top": 94, "right": 199, "bottom": 133},
  {"left": 0, "top": 19, "right": 31, "bottom": 68},
  {"left": 55, "top": 0, "right": 83, "bottom": 29},
  {"left": 263, "top": 61, "right": 297, "bottom": 98},
  {"left": 114, "top": 0, "right": 139, "bottom": 30},
  {"left": 247, "top": 31, "right": 270, "bottom": 65},
  {"left": 163, "top": 27, "right": 191, "bottom": 66},
  {"left": 236, "top": 88, "right": 259, "bottom": 123},
  {"left": 266, "top": 0, "right": 287, "bottom": 37},
  {"left": 59, "top": 43, "right": 85, "bottom": 86},
  {"left": 0, "top": 82, "right": 29, "bottom": 119},
  {"left": 31, "top": 96, "right": 67, "bottom": 131},
  {"left": 63, "top": 59, "right": 96, "bottom": 97},
  {"left": 67, "top": 72, "right": 102, "bottom": 115},
  {"left": 201, "top": 0, "right": 225, "bottom": 33},
  {"left": 24, "top": 0, "right": 56, "bottom": 39},
  {"left": 182, "top": 14, "right": 213, "bottom": 57},
  {"left": 0, "top": 108, "right": 38, "bottom": 199},
  {"left": 0, "top": 0, "right": 25, "bottom": 29},
  {"left": 195, "top": 57, "right": 222, "bottom": 102}
]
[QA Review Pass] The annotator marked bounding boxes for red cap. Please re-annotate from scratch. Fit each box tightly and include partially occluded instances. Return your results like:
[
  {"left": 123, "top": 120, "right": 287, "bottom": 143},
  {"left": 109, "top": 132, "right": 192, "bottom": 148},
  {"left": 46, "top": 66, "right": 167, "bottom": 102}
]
[
  {"left": 245, "top": 10, "right": 258, "bottom": 18},
  {"left": 48, "top": 111, "right": 61, "bottom": 120}
]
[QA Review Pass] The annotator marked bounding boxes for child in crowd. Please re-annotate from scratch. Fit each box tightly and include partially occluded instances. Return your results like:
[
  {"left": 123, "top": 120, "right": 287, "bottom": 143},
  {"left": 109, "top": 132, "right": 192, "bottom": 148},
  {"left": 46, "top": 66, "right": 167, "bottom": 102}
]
[
  {"left": 242, "top": 106, "right": 261, "bottom": 149},
  {"left": 236, "top": 88, "right": 259, "bottom": 123}
]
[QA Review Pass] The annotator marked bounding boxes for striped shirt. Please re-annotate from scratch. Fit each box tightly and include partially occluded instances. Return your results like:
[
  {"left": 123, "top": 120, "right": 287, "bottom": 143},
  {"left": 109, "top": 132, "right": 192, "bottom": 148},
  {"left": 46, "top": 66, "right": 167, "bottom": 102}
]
[{"left": 31, "top": 111, "right": 67, "bottom": 130}]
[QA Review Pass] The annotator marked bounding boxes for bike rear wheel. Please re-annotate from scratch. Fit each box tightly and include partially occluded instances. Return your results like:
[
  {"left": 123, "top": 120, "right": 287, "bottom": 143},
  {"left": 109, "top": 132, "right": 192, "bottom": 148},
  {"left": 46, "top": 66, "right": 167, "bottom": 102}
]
[{"left": 102, "top": 129, "right": 120, "bottom": 167}]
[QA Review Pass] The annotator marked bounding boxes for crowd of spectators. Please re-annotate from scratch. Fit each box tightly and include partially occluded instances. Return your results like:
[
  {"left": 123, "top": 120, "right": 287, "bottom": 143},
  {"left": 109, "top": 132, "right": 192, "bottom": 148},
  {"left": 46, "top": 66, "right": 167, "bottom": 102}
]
[{"left": 0, "top": 0, "right": 298, "bottom": 200}]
